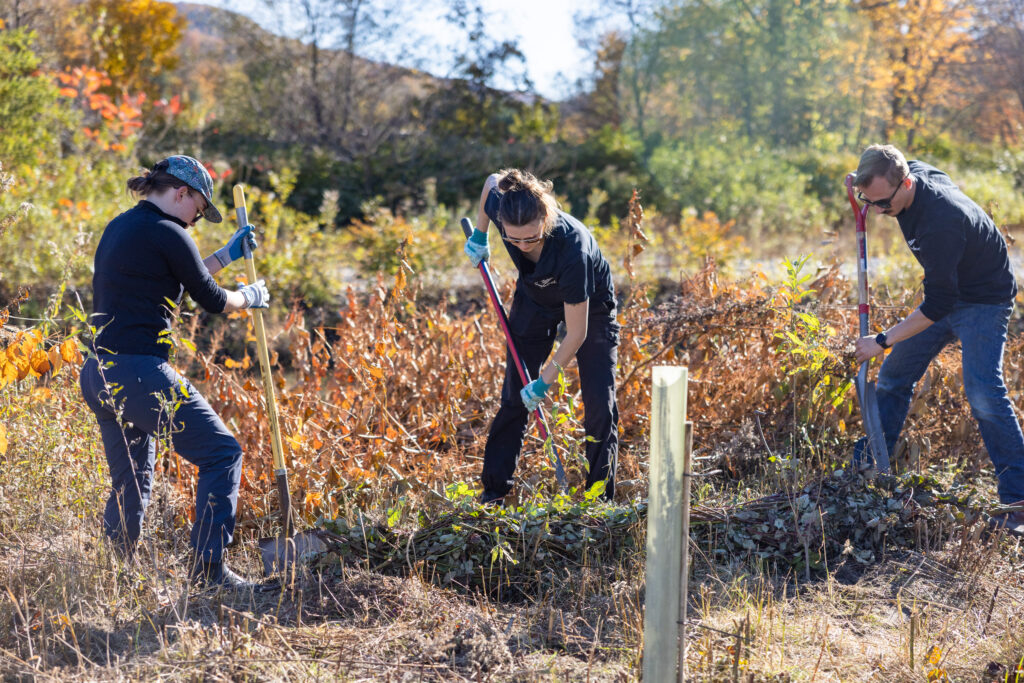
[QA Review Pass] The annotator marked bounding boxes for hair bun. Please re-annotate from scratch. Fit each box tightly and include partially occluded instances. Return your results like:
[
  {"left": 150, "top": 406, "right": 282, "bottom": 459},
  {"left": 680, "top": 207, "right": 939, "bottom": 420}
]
[
  {"left": 494, "top": 167, "right": 558, "bottom": 230},
  {"left": 497, "top": 169, "right": 525, "bottom": 194}
]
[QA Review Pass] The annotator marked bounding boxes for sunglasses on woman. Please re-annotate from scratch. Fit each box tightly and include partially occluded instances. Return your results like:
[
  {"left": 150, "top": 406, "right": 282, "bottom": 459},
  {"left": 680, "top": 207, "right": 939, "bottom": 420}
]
[
  {"left": 189, "top": 189, "right": 208, "bottom": 222},
  {"left": 501, "top": 231, "right": 545, "bottom": 245}
]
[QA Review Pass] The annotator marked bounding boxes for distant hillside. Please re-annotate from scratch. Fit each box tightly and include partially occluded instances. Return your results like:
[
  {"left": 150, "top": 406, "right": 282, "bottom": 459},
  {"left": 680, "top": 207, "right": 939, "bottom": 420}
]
[{"left": 174, "top": 2, "right": 441, "bottom": 97}]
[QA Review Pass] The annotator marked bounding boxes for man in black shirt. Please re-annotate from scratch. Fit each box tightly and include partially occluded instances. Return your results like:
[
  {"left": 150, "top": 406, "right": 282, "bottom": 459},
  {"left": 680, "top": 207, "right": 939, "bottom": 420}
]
[{"left": 853, "top": 144, "right": 1024, "bottom": 531}]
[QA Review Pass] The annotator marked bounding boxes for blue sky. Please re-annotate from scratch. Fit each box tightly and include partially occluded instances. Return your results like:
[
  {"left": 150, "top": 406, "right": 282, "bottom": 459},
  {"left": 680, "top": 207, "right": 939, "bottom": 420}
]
[{"left": 187, "top": 0, "right": 606, "bottom": 99}]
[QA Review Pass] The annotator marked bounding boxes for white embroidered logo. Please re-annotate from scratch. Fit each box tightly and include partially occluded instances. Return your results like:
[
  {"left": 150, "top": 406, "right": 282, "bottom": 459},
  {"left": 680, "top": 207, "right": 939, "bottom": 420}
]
[{"left": 533, "top": 277, "right": 557, "bottom": 288}]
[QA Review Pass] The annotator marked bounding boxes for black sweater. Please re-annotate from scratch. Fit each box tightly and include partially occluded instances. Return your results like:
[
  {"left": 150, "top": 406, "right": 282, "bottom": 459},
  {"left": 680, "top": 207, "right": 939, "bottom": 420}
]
[
  {"left": 897, "top": 161, "right": 1017, "bottom": 322},
  {"left": 92, "top": 201, "right": 227, "bottom": 358}
]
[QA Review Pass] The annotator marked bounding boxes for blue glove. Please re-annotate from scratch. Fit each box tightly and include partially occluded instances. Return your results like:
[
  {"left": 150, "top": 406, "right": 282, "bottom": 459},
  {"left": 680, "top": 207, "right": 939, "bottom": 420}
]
[
  {"left": 520, "top": 376, "right": 552, "bottom": 412},
  {"left": 239, "top": 279, "right": 270, "bottom": 309},
  {"left": 464, "top": 228, "right": 490, "bottom": 266},
  {"left": 212, "top": 224, "right": 258, "bottom": 268}
]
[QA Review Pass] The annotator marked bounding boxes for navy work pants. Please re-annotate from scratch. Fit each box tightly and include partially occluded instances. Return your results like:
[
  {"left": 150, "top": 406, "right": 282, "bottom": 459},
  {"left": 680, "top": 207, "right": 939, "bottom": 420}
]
[
  {"left": 481, "top": 292, "right": 620, "bottom": 499},
  {"left": 80, "top": 354, "right": 243, "bottom": 562}
]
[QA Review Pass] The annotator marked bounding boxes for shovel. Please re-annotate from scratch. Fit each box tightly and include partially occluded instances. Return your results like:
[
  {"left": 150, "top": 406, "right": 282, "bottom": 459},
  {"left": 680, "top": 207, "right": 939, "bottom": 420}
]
[
  {"left": 233, "top": 184, "right": 326, "bottom": 576},
  {"left": 460, "top": 217, "right": 568, "bottom": 491},
  {"left": 845, "top": 174, "right": 891, "bottom": 473}
]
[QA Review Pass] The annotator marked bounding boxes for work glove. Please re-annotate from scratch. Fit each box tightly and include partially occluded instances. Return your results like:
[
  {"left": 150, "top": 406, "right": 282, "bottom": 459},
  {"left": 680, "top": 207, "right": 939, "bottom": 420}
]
[
  {"left": 212, "top": 224, "right": 258, "bottom": 268},
  {"left": 238, "top": 279, "right": 270, "bottom": 309},
  {"left": 520, "top": 376, "right": 552, "bottom": 412},
  {"left": 464, "top": 228, "right": 490, "bottom": 267}
]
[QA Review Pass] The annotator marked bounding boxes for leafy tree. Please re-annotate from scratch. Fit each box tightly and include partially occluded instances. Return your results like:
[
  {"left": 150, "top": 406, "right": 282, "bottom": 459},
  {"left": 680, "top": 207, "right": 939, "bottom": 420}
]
[
  {"left": 574, "top": 1, "right": 666, "bottom": 158},
  {"left": 55, "top": 0, "right": 185, "bottom": 97},
  {"left": 966, "top": 0, "right": 1024, "bottom": 142},
  {"left": 0, "top": 28, "right": 63, "bottom": 166},
  {"left": 570, "top": 31, "right": 627, "bottom": 131},
  {"left": 652, "top": 0, "right": 855, "bottom": 145},
  {"left": 857, "top": 0, "right": 975, "bottom": 149}
]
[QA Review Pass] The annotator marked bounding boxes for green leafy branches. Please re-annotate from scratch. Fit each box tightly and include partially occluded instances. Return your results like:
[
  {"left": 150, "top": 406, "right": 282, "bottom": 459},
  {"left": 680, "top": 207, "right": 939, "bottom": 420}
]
[
  {"left": 774, "top": 255, "right": 852, "bottom": 463},
  {"left": 0, "top": 29, "right": 66, "bottom": 167}
]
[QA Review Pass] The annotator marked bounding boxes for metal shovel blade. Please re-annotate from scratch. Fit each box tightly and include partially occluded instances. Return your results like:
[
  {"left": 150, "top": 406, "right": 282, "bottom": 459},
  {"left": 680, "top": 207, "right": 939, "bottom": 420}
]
[
  {"left": 259, "top": 531, "right": 327, "bottom": 576},
  {"left": 855, "top": 369, "right": 890, "bottom": 473}
]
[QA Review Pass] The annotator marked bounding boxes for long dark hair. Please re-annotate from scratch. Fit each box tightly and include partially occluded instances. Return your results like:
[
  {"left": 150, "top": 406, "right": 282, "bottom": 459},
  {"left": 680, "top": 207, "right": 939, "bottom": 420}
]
[
  {"left": 496, "top": 168, "right": 559, "bottom": 235},
  {"left": 126, "top": 159, "right": 188, "bottom": 197}
]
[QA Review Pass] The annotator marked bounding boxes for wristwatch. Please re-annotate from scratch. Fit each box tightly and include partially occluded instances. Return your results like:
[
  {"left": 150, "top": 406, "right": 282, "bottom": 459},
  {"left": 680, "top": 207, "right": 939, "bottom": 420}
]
[{"left": 875, "top": 332, "right": 890, "bottom": 349}]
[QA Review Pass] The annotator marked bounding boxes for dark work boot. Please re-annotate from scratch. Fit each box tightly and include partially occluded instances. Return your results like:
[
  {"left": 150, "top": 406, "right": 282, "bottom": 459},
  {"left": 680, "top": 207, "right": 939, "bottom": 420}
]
[
  {"left": 989, "top": 502, "right": 1024, "bottom": 537},
  {"left": 190, "top": 558, "right": 277, "bottom": 593},
  {"left": 479, "top": 489, "right": 507, "bottom": 506}
]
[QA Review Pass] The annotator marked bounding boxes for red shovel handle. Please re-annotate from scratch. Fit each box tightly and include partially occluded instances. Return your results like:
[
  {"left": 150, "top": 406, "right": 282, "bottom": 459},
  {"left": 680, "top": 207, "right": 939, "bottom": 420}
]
[{"left": 846, "top": 174, "right": 871, "bottom": 338}]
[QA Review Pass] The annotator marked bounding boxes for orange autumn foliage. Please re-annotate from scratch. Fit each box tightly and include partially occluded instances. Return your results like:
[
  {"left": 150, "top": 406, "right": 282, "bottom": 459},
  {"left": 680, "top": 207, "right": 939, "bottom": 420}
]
[
  {"left": 54, "top": 66, "right": 144, "bottom": 150},
  {"left": 54, "top": 0, "right": 185, "bottom": 97},
  {"left": 0, "top": 330, "right": 82, "bottom": 388}
]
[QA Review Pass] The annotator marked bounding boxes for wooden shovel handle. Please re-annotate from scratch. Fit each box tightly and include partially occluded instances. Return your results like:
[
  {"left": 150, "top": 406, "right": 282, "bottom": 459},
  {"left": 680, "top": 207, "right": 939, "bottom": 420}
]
[{"left": 233, "top": 184, "right": 293, "bottom": 536}]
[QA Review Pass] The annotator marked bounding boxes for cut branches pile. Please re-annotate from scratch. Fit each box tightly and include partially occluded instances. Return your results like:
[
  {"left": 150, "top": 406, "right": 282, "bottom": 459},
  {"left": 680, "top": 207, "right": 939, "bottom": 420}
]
[{"left": 313, "top": 471, "right": 1009, "bottom": 593}]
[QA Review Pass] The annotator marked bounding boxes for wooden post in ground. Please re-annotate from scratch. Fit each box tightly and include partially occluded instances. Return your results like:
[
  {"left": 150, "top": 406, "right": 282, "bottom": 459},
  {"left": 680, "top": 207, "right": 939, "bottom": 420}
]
[
  {"left": 643, "top": 366, "right": 688, "bottom": 683},
  {"left": 679, "top": 420, "right": 693, "bottom": 682}
]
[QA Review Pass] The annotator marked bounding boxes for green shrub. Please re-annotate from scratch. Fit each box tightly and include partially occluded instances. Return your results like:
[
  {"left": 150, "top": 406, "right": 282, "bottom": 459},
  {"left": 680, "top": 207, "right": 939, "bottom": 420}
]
[
  {"left": 0, "top": 155, "right": 127, "bottom": 314},
  {"left": 648, "top": 135, "right": 829, "bottom": 246},
  {"left": 191, "top": 168, "right": 347, "bottom": 308},
  {"left": 953, "top": 165, "right": 1024, "bottom": 228},
  {"left": 0, "top": 29, "right": 67, "bottom": 168}
]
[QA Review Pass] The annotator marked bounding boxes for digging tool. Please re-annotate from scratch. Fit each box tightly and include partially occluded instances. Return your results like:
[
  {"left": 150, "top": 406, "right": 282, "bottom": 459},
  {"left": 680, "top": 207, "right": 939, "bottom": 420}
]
[
  {"left": 233, "top": 184, "right": 325, "bottom": 575},
  {"left": 845, "top": 174, "right": 891, "bottom": 473},
  {"left": 460, "top": 217, "right": 568, "bottom": 491}
]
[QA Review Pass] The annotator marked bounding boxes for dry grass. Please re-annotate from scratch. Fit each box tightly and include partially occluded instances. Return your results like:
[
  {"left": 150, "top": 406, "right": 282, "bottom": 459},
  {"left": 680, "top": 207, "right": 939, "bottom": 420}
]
[
  {"left": 684, "top": 540, "right": 1024, "bottom": 681},
  {"left": 3, "top": 368, "right": 1024, "bottom": 681},
  {"left": 5, "top": 235, "right": 1024, "bottom": 679},
  {"left": 0, "top": 371, "right": 639, "bottom": 681}
]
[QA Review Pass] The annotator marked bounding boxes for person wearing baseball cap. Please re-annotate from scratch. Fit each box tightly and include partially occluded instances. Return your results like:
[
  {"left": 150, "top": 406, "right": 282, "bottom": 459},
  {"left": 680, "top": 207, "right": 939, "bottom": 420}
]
[
  {"left": 79, "top": 155, "right": 275, "bottom": 592},
  {"left": 160, "top": 154, "right": 224, "bottom": 223}
]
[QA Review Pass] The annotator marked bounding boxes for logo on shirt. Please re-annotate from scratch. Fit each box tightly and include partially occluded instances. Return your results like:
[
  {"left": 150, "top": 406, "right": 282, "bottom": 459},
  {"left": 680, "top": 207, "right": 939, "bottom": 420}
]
[{"left": 532, "top": 277, "right": 557, "bottom": 288}]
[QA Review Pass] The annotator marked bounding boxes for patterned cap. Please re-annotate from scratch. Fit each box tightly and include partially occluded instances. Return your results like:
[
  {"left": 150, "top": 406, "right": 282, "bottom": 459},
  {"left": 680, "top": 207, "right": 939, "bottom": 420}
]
[{"left": 158, "top": 155, "right": 223, "bottom": 223}]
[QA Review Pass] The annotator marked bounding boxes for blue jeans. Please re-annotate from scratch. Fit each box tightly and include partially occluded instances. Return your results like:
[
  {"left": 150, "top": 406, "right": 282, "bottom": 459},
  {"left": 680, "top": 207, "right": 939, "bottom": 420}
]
[
  {"left": 80, "top": 355, "right": 243, "bottom": 562},
  {"left": 873, "top": 301, "right": 1024, "bottom": 504}
]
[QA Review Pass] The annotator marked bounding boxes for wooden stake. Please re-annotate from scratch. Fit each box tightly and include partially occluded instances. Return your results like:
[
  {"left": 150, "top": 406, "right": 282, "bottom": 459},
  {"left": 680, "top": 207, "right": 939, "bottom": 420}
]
[
  {"left": 679, "top": 420, "right": 693, "bottom": 682},
  {"left": 643, "top": 366, "right": 688, "bottom": 683}
]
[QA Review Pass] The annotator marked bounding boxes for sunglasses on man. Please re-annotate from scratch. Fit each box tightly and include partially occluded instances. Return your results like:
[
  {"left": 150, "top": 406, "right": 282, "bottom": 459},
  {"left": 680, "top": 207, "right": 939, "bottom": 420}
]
[{"left": 856, "top": 174, "right": 906, "bottom": 210}]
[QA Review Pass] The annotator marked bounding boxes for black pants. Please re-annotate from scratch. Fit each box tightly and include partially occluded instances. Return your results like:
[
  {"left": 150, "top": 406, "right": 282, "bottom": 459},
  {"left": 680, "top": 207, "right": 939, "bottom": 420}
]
[{"left": 481, "top": 293, "right": 620, "bottom": 499}]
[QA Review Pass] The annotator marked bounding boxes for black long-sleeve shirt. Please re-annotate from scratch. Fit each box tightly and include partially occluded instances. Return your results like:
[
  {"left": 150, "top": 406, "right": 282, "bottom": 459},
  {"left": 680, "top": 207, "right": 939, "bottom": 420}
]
[
  {"left": 92, "top": 200, "right": 227, "bottom": 358},
  {"left": 897, "top": 161, "right": 1017, "bottom": 322},
  {"left": 484, "top": 188, "right": 616, "bottom": 315}
]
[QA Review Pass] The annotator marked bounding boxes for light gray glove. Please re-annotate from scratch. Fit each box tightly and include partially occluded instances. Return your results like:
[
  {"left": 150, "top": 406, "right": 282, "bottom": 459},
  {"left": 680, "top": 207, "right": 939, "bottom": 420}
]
[{"left": 238, "top": 279, "right": 270, "bottom": 309}]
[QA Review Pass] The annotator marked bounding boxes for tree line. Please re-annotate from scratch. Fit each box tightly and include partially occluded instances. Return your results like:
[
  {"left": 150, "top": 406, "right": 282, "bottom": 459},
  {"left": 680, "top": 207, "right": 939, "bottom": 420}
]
[{"left": 2, "top": 0, "right": 1022, "bottom": 236}]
